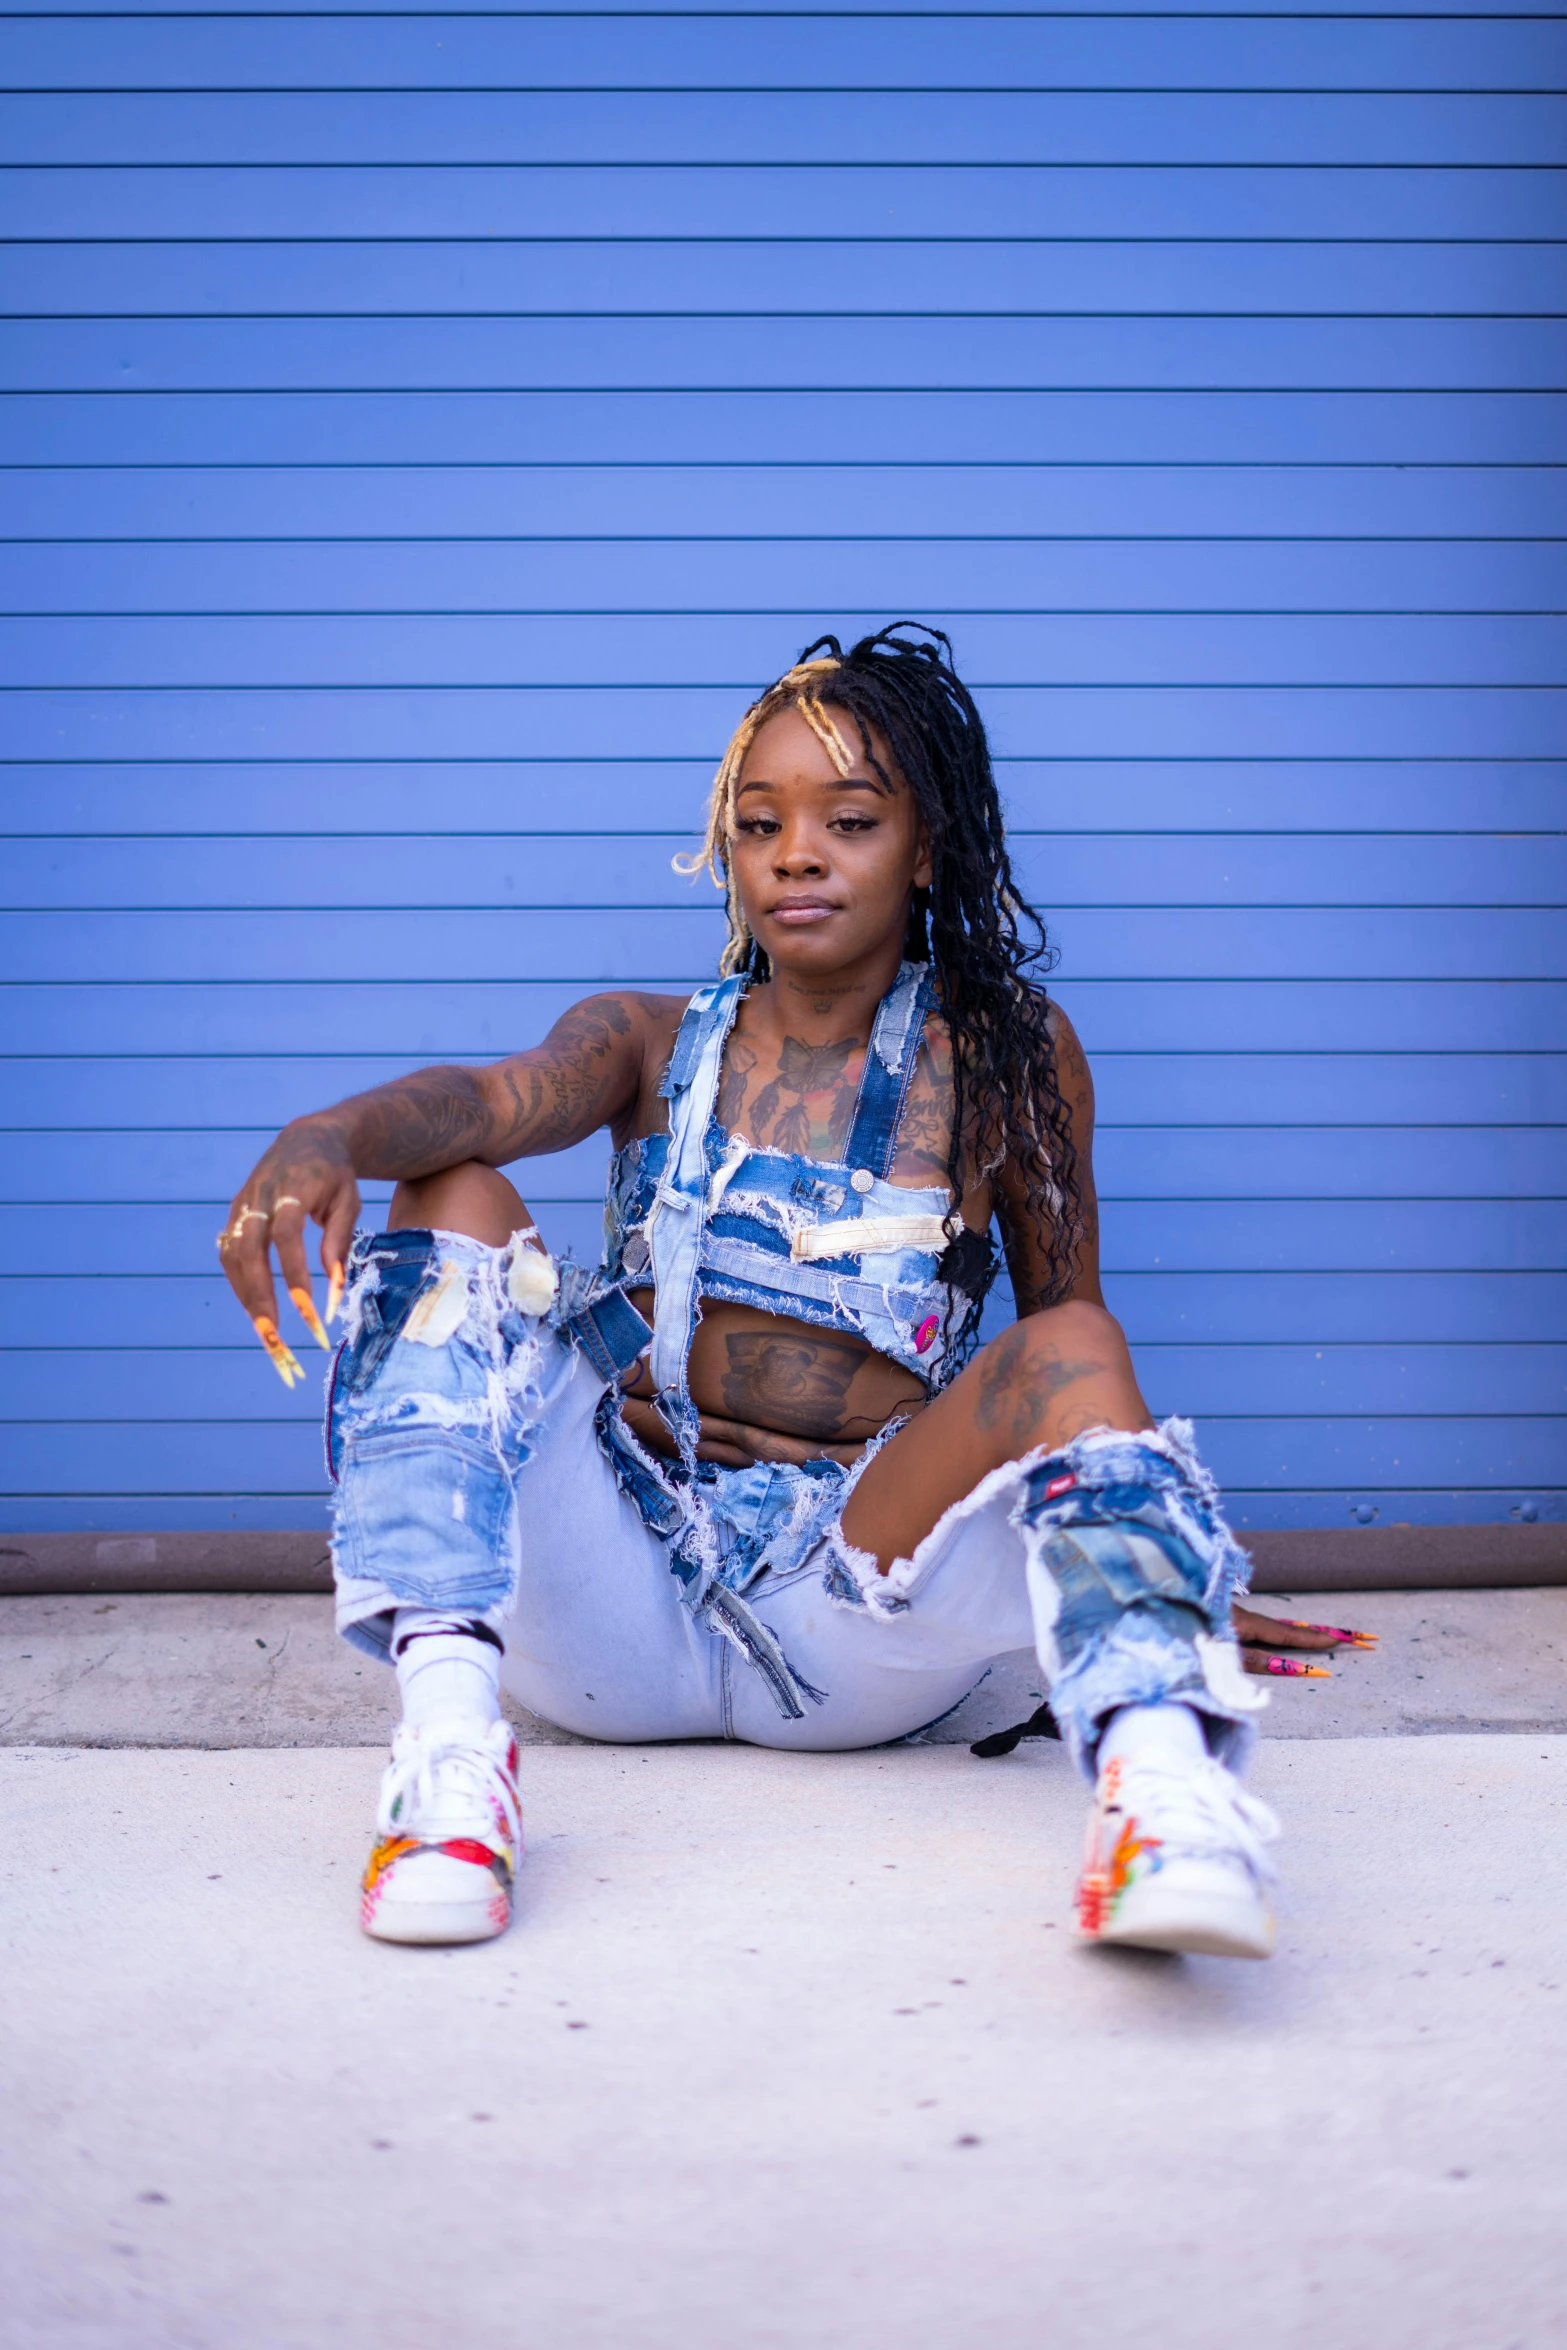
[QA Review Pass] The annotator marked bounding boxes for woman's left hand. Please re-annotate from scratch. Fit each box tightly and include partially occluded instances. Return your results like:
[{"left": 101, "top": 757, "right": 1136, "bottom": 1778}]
[{"left": 1232, "top": 1601, "right": 1378, "bottom": 1677}]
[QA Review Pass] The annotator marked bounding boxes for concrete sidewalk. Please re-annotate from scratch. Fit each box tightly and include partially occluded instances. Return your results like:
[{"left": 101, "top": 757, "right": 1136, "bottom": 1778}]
[{"left": 3, "top": 1735, "right": 1564, "bottom": 2350}]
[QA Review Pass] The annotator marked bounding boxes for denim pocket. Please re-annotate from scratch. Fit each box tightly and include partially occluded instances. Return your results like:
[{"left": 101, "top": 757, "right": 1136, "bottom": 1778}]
[{"left": 334, "top": 1421, "right": 516, "bottom": 1613}]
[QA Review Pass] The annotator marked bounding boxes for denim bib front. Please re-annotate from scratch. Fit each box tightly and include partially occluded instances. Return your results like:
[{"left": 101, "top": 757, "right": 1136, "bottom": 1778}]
[
  {"left": 601, "top": 961, "right": 994, "bottom": 1467},
  {"left": 590, "top": 962, "right": 997, "bottom": 1716}
]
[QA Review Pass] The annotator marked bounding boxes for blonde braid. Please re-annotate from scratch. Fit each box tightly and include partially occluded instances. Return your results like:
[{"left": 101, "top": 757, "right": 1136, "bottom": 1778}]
[{"left": 672, "top": 655, "right": 850, "bottom": 975}]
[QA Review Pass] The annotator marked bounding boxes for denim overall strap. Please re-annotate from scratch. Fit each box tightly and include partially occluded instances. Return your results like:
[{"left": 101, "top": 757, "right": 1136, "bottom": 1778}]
[
  {"left": 646, "top": 973, "right": 747, "bottom": 1458},
  {"left": 841, "top": 961, "right": 936, "bottom": 1182}
]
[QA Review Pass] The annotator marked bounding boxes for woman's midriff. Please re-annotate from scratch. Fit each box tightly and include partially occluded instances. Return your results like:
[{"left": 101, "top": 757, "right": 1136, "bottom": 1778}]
[{"left": 619, "top": 1290, "right": 927, "bottom": 1469}]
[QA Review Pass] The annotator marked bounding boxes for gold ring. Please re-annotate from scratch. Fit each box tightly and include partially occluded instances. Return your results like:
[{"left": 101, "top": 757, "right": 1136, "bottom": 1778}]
[{"left": 218, "top": 1206, "right": 271, "bottom": 1248}]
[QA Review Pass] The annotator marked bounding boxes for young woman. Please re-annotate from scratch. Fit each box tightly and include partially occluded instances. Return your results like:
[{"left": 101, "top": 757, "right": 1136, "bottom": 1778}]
[{"left": 219, "top": 627, "right": 1348, "bottom": 1960}]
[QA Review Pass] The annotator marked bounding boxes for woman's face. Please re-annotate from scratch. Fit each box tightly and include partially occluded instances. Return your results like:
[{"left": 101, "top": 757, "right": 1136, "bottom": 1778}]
[{"left": 727, "top": 703, "right": 932, "bottom": 979}]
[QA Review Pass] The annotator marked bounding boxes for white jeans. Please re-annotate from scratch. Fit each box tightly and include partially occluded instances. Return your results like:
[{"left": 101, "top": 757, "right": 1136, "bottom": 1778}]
[{"left": 329, "top": 1228, "right": 1265, "bottom": 1771}]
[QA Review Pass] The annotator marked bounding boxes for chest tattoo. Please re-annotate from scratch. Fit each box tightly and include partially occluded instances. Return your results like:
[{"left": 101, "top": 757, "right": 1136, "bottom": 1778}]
[{"left": 736, "top": 1034, "right": 860, "bottom": 1157}]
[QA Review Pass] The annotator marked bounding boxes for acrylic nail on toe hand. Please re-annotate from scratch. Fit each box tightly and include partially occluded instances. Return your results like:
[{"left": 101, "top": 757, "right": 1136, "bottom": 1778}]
[
  {"left": 325, "top": 1264, "right": 346, "bottom": 1325},
  {"left": 288, "top": 1284, "right": 333, "bottom": 1351},
  {"left": 253, "top": 1315, "right": 305, "bottom": 1387},
  {"left": 1265, "top": 1655, "right": 1331, "bottom": 1679}
]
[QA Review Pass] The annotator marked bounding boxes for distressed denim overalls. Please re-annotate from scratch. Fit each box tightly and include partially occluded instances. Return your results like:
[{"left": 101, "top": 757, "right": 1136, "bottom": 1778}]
[{"left": 327, "top": 964, "right": 1265, "bottom": 1772}]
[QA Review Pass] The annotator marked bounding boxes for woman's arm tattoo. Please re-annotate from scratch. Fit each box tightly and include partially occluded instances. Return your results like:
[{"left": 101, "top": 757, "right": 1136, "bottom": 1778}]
[
  {"left": 294, "top": 992, "right": 663, "bottom": 1180},
  {"left": 305, "top": 1065, "right": 495, "bottom": 1181}
]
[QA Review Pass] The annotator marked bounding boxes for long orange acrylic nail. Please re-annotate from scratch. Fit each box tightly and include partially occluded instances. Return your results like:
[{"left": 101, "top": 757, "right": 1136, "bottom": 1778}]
[
  {"left": 288, "top": 1284, "right": 332, "bottom": 1352},
  {"left": 325, "top": 1263, "right": 346, "bottom": 1325},
  {"left": 1282, "top": 1618, "right": 1378, "bottom": 1645},
  {"left": 253, "top": 1314, "right": 304, "bottom": 1387},
  {"left": 1266, "top": 1656, "right": 1331, "bottom": 1679}
]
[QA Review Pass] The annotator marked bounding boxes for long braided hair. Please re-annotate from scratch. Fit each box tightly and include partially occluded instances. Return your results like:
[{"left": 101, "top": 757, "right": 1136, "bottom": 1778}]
[{"left": 676, "top": 624, "right": 1084, "bottom": 1303}]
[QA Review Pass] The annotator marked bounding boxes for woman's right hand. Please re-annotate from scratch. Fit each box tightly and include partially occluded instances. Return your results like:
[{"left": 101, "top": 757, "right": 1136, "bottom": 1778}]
[{"left": 217, "top": 1119, "right": 362, "bottom": 1384}]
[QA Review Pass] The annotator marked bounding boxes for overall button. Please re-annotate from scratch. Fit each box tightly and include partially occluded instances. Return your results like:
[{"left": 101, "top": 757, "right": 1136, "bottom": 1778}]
[{"left": 849, "top": 1168, "right": 874, "bottom": 1194}]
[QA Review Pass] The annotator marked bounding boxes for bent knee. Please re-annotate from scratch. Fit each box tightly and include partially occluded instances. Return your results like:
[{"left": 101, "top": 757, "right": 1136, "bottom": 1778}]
[
  {"left": 1017, "top": 1297, "right": 1127, "bottom": 1360},
  {"left": 388, "top": 1159, "right": 532, "bottom": 1247}
]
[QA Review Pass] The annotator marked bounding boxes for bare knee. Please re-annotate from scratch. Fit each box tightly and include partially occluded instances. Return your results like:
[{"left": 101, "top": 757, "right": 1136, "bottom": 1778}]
[
  {"left": 387, "top": 1160, "right": 533, "bottom": 1247},
  {"left": 968, "top": 1297, "right": 1150, "bottom": 1448},
  {"left": 1014, "top": 1297, "right": 1129, "bottom": 1366}
]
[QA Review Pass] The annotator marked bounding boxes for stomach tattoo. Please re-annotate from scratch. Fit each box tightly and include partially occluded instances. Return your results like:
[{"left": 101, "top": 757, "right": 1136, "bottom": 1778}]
[{"left": 623, "top": 1295, "right": 926, "bottom": 1457}]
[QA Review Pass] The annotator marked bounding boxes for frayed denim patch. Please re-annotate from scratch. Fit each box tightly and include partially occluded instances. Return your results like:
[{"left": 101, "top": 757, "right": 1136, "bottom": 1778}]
[
  {"left": 1018, "top": 1417, "right": 1255, "bottom": 1616},
  {"left": 1014, "top": 1418, "right": 1266, "bottom": 1775}
]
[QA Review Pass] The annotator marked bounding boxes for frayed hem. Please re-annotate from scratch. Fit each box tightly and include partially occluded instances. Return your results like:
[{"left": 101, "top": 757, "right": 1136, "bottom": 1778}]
[
  {"left": 1039, "top": 1619, "right": 1266, "bottom": 1781},
  {"left": 822, "top": 1440, "right": 1053, "bottom": 1618}
]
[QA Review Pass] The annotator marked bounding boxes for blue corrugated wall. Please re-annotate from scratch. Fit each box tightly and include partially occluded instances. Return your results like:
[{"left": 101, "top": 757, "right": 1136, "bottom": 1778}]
[{"left": 2, "top": 1, "right": 1563, "bottom": 1534}]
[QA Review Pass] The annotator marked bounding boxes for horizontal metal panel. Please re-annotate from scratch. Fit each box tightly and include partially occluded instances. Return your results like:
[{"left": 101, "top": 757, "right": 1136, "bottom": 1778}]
[
  {"left": 10, "top": 687, "right": 1565, "bottom": 763},
  {"left": 1200, "top": 1417, "right": 1567, "bottom": 1488},
  {"left": 8, "top": 613, "right": 1562, "bottom": 687},
  {"left": 3, "top": 90, "right": 1561, "bottom": 169},
  {"left": 7, "top": 239, "right": 1564, "bottom": 318},
  {"left": 7, "top": 462, "right": 1567, "bottom": 545},
  {"left": 0, "top": 1421, "right": 330, "bottom": 1493},
  {"left": 7, "top": 16, "right": 1561, "bottom": 91},
  {"left": 9, "top": 315, "right": 1566, "bottom": 395},
  {"left": 4, "top": 1124, "right": 1561, "bottom": 1204},
  {"left": 6, "top": 1339, "right": 1560, "bottom": 1424},
  {"left": 1123, "top": 1345, "right": 1567, "bottom": 1421},
  {"left": 8, "top": 1265, "right": 1559, "bottom": 1346},
  {"left": 8, "top": 163, "right": 1563, "bottom": 242},
  {"left": 1, "top": 1413, "right": 1559, "bottom": 1498},
  {"left": 0, "top": 1130, "right": 615, "bottom": 1205},
  {"left": 1104, "top": 1269, "right": 1567, "bottom": 1344},
  {"left": 6, "top": 1051, "right": 1565, "bottom": 1130},
  {"left": 10, "top": 389, "right": 1562, "bottom": 467},
  {"left": 6, "top": 979, "right": 1560, "bottom": 1056},
  {"left": 7, "top": 683, "right": 1565, "bottom": 760},
  {"left": 6, "top": 1196, "right": 1559, "bottom": 1273},
  {"left": 2, "top": 904, "right": 1563, "bottom": 983},
  {"left": 5, "top": 758, "right": 1560, "bottom": 837},
  {"left": 7, "top": 834, "right": 1560, "bottom": 911},
  {"left": 10, "top": 0, "right": 1564, "bottom": 20},
  {"left": 0, "top": 1493, "right": 338, "bottom": 1532},
  {"left": 8, "top": 538, "right": 1563, "bottom": 616},
  {"left": 1098, "top": 1054, "right": 1567, "bottom": 1125}
]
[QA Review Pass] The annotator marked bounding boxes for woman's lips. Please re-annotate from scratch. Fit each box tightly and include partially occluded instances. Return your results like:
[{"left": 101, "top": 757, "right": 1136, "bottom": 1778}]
[{"left": 768, "top": 899, "right": 839, "bottom": 926}]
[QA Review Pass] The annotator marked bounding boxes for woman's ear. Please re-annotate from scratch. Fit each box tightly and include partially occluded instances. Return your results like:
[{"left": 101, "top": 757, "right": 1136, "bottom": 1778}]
[{"left": 913, "top": 828, "right": 934, "bottom": 891}]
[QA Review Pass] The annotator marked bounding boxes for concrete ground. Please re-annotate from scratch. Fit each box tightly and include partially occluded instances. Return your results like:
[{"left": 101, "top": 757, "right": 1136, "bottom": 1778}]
[{"left": 3, "top": 1594, "right": 1565, "bottom": 2350}]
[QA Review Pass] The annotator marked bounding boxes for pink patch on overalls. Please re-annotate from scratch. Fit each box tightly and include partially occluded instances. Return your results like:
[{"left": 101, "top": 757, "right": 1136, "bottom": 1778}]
[
  {"left": 1044, "top": 1473, "right": 1078, "bottom": 1500},
  {"left": 913, "top": 1314, "right": 939, "bottom": 1354}
]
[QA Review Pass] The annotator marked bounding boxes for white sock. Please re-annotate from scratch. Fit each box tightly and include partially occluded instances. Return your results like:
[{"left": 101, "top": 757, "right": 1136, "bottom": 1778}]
[
  {"left": 1098, "top": 1700, "right": 1209, "bottom": 1776},
  {"left": 392, "top": 1609, "right": 502, "bottom": 1730}
]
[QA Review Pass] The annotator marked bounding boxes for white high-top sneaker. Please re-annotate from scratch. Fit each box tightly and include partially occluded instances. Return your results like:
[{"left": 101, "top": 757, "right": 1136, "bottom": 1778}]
[
  {"left": 360, "top": 1716, "right": 522, "bottom": 1945},
  {"left": 1077, "top": 1752, "right": 1280, "bottom": 1960}
]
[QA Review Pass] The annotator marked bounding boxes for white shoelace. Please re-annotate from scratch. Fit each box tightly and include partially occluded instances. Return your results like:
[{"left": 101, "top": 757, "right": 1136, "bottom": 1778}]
[
  {"left": 377, "top": 1720, "right": 521, "bottom": 1851},
  {"left": 1108, "top": 1757, "right": 1281, "bottom": 1888}
]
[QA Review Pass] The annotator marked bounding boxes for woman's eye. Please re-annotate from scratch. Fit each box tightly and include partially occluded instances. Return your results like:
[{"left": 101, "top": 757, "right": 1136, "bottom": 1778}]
[
  {"left": 735, "top": 816, "right": 780, "bottom": 836},
  {"left": 831, "top": 815, "right": 876, "bottom": 834}
]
